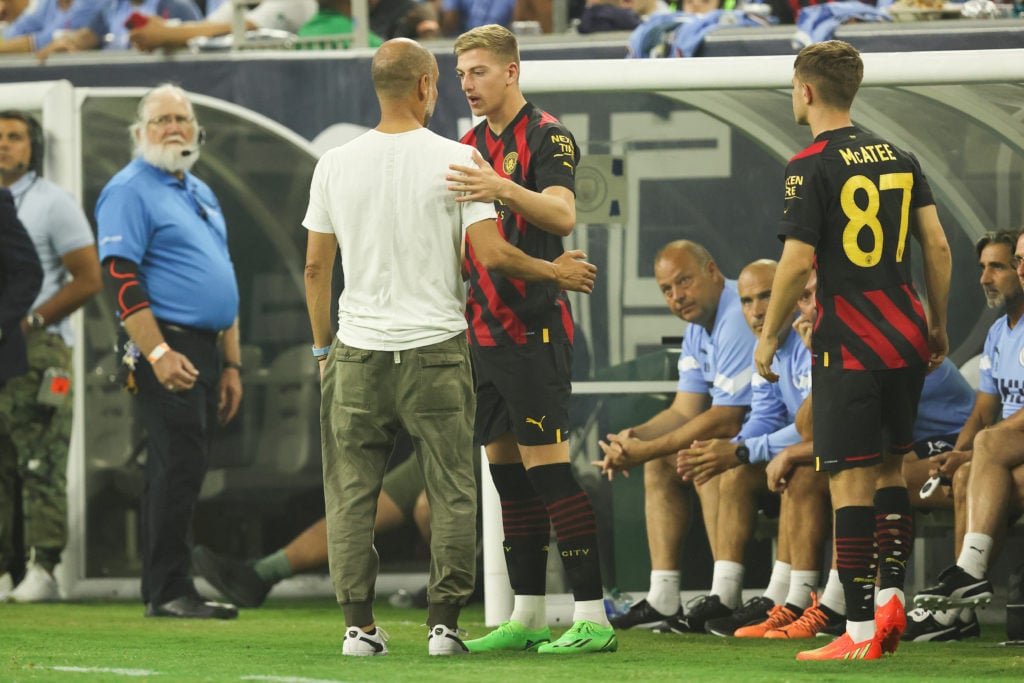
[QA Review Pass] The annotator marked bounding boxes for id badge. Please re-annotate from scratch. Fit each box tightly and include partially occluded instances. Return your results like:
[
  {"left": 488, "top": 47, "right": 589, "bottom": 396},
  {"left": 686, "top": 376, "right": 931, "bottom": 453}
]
[{"left": 37, "top": 367, "right": 71, "bottom": 407}]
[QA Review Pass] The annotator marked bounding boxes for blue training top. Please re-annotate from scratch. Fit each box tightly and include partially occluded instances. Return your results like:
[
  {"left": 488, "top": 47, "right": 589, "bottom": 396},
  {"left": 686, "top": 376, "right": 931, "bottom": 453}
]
[
  {"left": 978, "top": 315, "right": 1024, "bottom": 421},
  {"left": 677, "top": 280, "right": 755, "bottom": 408},
  {"left": 738, "top": 325, "right": 812, "bottom": 464},
  {"left": 914, "top": 357, "right": 974, "bottom": 441},
  {"left": 96, "top": 157, "right": 239, "bottom": 332}
]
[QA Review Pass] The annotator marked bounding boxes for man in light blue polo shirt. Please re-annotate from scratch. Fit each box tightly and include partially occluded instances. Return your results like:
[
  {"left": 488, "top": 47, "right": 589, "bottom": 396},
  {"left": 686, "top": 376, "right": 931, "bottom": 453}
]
[
  {"left": 596, "top": 239, "right": 753, "bottom": 633},
  {"left": 0, "top": 110, "right": 101, "bottom": 604},
  {"left": 676, "top": 259, "right": 814, "bottom": 636},
  {"left": 95, "top": 83, "right": 242, "bottom": 620}
]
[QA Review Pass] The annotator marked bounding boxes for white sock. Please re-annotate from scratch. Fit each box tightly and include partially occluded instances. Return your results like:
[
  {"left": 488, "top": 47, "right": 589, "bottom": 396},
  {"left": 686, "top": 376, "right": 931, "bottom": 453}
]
[
  {"left": 710, "top": 560, "right": 744, "bottom": 610},
  {"left": 763, "top": 561, "right": 791, "bottom": 606},
  {"left": 785, "top": 570, "right": 819, "bottom": 610},
  {"left": 573, "top": 598, "right": 610, "bottom": 627},
  {"left": 646, "top": 570, "right": 680, "bottom": 616},
  {"left": 820, "top": 569, "right": 845, "bottom": 615},
  {"left": 847, "top": 618, "right": 876, "bottom": 642},
  {"left": 509, "top": 595, "right": 547, "bottom": 630},
  {"left": 876, "top": 586, "right": 904, "bottom": 608},
  {"left": 957, "top": 533, "right": 994, "bottom": 579}
]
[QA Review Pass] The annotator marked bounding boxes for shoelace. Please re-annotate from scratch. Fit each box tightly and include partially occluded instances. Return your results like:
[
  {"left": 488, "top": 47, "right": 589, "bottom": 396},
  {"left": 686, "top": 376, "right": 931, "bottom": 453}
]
[
  {"left": 781, "top": 605, "right": 828, "bottom": 634},
  {"left": 734, "top": 597, "right": 772, "bottom": 620},
  {"left": 763, "top": 604, "right": 797, "bottom": 629},
  {"left": 684, "top": 595, "right": 721, "bottom": 618}
]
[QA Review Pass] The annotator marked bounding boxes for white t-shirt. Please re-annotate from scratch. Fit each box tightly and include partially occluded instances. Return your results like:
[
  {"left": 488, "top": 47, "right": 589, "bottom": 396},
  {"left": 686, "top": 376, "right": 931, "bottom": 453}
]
[
  {"left": 207, "top": 0, "right": 316, "bottom": 31},
  {"left": 303, "top": 127, "right": 497, "bottom": 351}
]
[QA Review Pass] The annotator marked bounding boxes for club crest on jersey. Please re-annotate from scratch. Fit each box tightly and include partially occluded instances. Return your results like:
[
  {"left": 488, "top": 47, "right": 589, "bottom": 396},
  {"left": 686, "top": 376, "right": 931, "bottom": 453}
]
[{"left": 503, "top": 152, "right": 518, "bottom": 176}]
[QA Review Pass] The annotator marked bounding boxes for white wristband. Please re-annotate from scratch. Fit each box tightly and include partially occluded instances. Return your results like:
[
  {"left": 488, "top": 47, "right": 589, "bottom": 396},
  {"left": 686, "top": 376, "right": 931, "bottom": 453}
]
[{"left": 147, "top": 342, "right": 171, "bottom": 364}]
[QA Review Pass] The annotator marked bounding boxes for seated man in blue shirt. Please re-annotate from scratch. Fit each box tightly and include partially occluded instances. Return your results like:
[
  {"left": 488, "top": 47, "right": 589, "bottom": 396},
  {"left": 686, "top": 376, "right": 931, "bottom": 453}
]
[
  {"left": 909, "top": 229, "right": 1024, "bottom": 640},
  {"left": 36, "top": 0, "right": 201, "bottom": 59},
  {"left": 674, "top": 259, "right": 813, "bottom": 636}
]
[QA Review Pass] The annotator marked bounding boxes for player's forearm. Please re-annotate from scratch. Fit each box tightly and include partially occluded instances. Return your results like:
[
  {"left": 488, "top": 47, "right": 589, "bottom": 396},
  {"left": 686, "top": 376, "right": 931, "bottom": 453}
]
[
  {"left": 475, "top": 236, "right": 559, "bottom": 284},
  {"left": 634, "top": 406, "right": 745, "bottom": 462},
  {"left": 502, "top": 182, "right": 575, "bottom": 237},
  {"left": 762, "top": 242, "right": 813, "bottom": 342},
  {"left": 920, "top": 239, "right": 952, "bottom": 331}
]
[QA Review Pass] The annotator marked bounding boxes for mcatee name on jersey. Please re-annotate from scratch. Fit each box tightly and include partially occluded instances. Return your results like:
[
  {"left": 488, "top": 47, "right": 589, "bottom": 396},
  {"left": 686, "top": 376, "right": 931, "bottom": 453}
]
[{"left": 838, "top": 143, "right": 897, "bottom": 166}]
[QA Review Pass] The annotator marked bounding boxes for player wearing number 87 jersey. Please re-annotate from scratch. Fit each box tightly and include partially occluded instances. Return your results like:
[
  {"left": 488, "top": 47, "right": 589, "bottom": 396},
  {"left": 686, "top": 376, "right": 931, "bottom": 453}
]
[{"left": 754, "top": 40, "right": 952, "bottom": 661}]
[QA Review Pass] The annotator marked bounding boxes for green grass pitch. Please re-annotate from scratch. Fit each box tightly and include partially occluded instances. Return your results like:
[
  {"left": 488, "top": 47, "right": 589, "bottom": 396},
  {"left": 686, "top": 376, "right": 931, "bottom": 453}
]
[{"left": 2, "top": 600, "right": 1022, "bottom": 682}]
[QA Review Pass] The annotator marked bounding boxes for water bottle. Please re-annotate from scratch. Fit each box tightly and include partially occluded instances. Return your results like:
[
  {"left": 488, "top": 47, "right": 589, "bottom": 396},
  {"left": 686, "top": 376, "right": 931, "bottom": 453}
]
[{"left": 603, "top": 588, "right": 633, "bottom": 618}]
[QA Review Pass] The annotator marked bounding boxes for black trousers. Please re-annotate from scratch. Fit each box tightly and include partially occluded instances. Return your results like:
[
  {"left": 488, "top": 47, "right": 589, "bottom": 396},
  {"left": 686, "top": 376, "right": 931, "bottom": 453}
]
[{"left": 134, "top": 322, "right": 220, "bottom": 606}]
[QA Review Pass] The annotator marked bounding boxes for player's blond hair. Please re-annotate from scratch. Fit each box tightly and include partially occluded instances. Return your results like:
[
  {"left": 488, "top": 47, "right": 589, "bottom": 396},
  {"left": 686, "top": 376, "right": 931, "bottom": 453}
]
[{"left": 453, "top": 24, "right": 520, "bottom": 66}]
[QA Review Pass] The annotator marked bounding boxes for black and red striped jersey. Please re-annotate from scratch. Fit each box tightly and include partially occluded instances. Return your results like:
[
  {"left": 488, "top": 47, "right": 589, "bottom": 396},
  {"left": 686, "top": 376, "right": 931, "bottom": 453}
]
[
  {"left": 780, "top": 125, "right": 935, "bottom": 371},
  {"left": 461, "top": 102, "right": 580, "bottom": 347}
]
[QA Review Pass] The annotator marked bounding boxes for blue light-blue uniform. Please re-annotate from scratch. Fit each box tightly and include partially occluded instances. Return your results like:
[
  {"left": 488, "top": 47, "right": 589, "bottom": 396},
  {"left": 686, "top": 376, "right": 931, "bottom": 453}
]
[
  {"left": 677, "top": 281, "right": 755, "bottom": 410},
  {"left": 913, "top": 358, "right": 974, "bottom": 442},
  {"left": 978, "top": 315, "right": 1024, "bottom": 420},
  {"left": 736, "top": 325, "right": 812, "bottom": 464},
  {"left": 96, "top": 157, "right": 238, "bottom": 332},
  {"left": 3, "top": 0, "right": 107, "bottom": 50},
  {"left": 87, "top": 0, "right": 202, "bottom": 51}
]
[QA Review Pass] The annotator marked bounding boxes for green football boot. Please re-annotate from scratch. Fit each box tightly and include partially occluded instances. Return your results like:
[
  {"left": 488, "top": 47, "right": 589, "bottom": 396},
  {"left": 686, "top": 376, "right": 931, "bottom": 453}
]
[
  {"left": 464, "top": 620, "right": 552, "bottom": 653},
  {"left": 537, "top": 621, "right": 618, "bottom": 654}
]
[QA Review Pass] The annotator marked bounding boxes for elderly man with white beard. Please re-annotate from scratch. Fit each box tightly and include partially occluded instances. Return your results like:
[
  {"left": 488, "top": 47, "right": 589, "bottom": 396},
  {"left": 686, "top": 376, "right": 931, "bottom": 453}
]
[{"left": 95, "top": 83, "right": 243, "bottom": 619}]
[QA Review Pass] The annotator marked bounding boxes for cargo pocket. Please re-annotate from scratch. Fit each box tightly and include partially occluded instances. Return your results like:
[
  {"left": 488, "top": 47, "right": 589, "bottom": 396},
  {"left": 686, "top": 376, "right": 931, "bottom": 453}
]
[
  {"left": 415, "top": 351, "right": 467, "bottom": 414},
  {"left": 331, "top": 344, "right": 374, "bottom": 410}
]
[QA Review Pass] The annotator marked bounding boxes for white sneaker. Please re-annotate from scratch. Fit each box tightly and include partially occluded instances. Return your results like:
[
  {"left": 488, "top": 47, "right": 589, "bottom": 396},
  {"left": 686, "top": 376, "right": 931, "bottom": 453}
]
[
  {"left": 0, "top": 572, "right": 13, "bottom": 602},
  {"left": 342, "top": 626, "right": 389, "bottom": 656},
  {"left": 8, "top": 564, "right": 60, "bottom": 603},
  {"left": 428, "top": 624, "right": 469, "bottom": 656}
]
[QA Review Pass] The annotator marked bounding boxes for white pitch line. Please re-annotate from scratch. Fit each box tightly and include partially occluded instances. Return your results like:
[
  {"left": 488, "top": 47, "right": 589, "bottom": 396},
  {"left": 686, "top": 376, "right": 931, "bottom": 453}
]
[
  {"left": 50, "top": 666, "right": 161, "bottom": 677},
  {"left": 241, "top": 677, "right": 353, "bottom": 683}
]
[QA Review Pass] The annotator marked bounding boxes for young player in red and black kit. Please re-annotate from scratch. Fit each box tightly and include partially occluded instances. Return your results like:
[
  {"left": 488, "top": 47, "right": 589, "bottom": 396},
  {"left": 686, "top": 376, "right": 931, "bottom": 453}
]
[
  {"left": 447, "top": 23, "right": 615, "bottom": 655},
  {"left": 753, "top": 40, "right": 952, "bottom": 661}
]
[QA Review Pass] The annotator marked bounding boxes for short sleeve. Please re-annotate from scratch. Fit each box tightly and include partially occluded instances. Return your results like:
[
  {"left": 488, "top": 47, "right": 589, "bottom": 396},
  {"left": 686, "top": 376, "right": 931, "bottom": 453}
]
[
  {"left": 708, "top": 312, "right": 755, "bottom": 407},
  {"left": 779, "top": 154, "right": 826, "bottom": 248},
  {"left": 95, "top": 183, "right": 151, "bottom": 264},
  {"left": 531, "top": 122, "right": 578, "bottom": 194},
  {"left": 302, "top": 155, "right": 334, "bottom": 235},
  {"left": 977, "top": 323, "right": 999, "bottom": 397},
  {"left": 47, "top": 190, "right": 95, "bottom": 256},
  {"left": 676, "top": 328, "right": 707, "bottom": 394}
]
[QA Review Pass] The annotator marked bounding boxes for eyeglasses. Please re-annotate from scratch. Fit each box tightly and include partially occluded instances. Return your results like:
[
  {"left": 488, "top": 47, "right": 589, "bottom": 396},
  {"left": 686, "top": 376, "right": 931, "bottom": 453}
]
[{"left": 146, "top": 114, "right": 195, "bottom": 128}]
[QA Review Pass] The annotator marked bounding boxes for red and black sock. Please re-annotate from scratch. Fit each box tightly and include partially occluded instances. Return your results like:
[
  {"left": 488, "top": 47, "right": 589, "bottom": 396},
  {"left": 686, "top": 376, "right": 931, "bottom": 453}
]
[
  {"left": 834, "top": 505, "right": 877, "bottom": 623},
  {"left": 527, "top": 462, "right": 603, "bottom": 602},
  {"left": 489, "top": 463, "right": 549, "bottom": 595},
  {"left": 874, "top": 485, "right": 913, "bottom": 592}
]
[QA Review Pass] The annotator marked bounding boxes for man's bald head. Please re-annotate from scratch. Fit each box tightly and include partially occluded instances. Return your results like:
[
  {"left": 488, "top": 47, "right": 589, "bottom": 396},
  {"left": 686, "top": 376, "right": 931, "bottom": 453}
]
[
  {"left": 372, "top": 37, "right": 438, "bottom": 100},
  {"left": 737, "top": 259, "right": 778, "bottom": 337}
]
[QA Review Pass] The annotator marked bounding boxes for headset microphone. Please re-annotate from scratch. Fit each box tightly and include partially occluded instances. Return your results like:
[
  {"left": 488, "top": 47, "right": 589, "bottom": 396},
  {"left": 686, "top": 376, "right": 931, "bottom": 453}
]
[{"left": 180, "top": 126, "right": 207, "bottom": 158}]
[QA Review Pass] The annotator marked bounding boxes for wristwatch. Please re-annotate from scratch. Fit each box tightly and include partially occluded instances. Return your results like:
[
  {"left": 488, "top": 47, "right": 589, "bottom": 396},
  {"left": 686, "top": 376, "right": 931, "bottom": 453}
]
[
  {"left": 25, "top": 312, "right": 46, "bottom": 330},
  {"left": 734, "top": 442, "right": 751, "bottom": 465}
]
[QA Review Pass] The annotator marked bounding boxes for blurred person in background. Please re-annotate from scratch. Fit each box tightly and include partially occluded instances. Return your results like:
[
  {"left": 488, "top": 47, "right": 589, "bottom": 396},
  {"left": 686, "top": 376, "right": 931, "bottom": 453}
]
[{"left": 0, "top": 110, "right": 101, "bottom": 604}]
